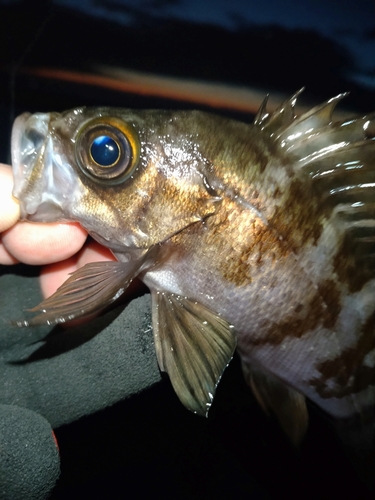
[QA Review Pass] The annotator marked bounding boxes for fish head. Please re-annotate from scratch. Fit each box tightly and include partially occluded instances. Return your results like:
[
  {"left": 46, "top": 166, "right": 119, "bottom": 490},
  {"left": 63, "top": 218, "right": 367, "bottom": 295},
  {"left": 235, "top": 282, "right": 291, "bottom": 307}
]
[{"left": 12, "top": 108, "right": 218, "bottom": 252}]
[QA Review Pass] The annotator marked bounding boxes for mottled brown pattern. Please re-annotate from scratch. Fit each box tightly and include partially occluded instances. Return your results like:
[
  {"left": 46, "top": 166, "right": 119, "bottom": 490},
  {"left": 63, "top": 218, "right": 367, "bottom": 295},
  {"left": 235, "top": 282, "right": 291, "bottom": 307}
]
[
  {"left": 333, "top": 231, "right": 375, "bottom": 293},
  {"left": 201, "top": 196, "right": 292, "bottom": 287},
  {"left": 246, "top": 280, "right": 342, "bottom": 346},
  {"left": 248, "top": 290, "right": 324, "bottom": 346},
  {"left": 318, "top": 279, "right": 342, "bottom": 329},
  {"left": 269, "top": 177, "right": 324, "bottom": 251},
  {"left": 246, "top": 132, "right": 271, "bottom": 174},
  {"left": 310, "top": 312, "right": 375, "bottom": 398}
]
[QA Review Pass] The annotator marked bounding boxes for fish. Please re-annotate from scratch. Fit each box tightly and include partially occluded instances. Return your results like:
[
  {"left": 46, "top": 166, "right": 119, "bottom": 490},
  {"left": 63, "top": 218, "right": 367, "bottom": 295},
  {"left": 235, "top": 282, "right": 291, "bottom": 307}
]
[{"left": 11, "top": 91, "right": 375, "bottom": 449}]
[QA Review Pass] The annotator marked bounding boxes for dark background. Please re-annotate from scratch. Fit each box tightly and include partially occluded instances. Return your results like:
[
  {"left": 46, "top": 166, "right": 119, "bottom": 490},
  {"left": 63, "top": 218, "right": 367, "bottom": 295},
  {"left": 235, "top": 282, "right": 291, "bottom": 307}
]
[{"left": 0, "top": 1, "right": 374, "bottom": 498}]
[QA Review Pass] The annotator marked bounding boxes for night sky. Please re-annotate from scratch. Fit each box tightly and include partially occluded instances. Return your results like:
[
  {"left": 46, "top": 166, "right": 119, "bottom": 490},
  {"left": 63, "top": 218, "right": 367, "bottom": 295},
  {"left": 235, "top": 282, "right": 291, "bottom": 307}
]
[{"left": 54, "top": 0, "right": 375, "bottom": 88}]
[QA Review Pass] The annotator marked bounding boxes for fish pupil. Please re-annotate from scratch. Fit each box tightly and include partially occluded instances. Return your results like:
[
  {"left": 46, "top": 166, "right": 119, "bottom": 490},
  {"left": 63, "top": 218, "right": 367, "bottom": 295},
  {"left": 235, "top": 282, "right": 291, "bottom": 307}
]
[{"left": 90, "top": 135, "right": 120, "bottom": 166}]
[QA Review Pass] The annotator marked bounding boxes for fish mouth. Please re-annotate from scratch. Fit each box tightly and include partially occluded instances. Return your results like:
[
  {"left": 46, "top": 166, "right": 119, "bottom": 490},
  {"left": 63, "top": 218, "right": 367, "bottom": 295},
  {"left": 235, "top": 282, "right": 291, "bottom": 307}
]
[{"left": 11, "top": 112, "right": 77, "bottom": 222}]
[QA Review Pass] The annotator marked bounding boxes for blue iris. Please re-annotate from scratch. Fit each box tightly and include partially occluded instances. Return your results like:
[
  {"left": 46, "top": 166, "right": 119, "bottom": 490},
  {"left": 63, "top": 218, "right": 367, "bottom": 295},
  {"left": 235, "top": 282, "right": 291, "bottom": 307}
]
[{"left": 90, "top": 135, "right": 120, "bottom": 166}]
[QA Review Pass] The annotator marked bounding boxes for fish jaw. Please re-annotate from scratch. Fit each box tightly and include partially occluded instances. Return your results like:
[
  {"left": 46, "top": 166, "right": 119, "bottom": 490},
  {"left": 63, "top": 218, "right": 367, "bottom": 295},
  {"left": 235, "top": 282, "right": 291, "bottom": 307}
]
[{"left": 11, "top": 112, "right": 80, "bottom": 222}]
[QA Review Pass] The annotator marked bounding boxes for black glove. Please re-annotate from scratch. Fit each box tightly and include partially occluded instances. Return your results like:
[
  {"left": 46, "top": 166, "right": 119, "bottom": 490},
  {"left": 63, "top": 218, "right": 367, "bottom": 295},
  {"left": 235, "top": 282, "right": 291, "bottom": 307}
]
[
  {"left": 0, "top": 264, "right": 161, "bottom": 499},
  {"left": 0, "top": 404, "right": 59, "bottom": 500}
]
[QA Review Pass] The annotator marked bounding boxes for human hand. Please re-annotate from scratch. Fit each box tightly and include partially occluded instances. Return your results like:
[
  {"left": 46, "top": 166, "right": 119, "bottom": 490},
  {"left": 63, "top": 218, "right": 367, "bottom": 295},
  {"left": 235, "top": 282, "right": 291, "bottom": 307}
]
[{"left": 0, "top": 162, "right": 116, "bottom": 298}]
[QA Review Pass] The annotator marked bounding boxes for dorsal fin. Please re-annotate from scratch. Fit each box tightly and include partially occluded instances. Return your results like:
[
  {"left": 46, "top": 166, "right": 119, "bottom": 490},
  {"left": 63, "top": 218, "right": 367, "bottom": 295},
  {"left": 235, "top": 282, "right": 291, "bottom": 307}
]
[
  {"left": 253, "top": 94, "right": 269, "bottom": 126},
  {"left": 255, "top": 91, "right": 375, "bottom": 293},
  {"left": 254, "top": 88, "right": 304, "bottom": 135},
  {"left": 277, "top": 92, "right": 349, "bottom": 143}
]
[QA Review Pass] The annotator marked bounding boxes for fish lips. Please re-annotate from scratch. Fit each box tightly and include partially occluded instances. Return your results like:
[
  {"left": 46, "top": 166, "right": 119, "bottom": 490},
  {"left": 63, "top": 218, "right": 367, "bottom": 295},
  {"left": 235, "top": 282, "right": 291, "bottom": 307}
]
[{"left": 11, "top": 112, "right": 78, "bottom": 222}]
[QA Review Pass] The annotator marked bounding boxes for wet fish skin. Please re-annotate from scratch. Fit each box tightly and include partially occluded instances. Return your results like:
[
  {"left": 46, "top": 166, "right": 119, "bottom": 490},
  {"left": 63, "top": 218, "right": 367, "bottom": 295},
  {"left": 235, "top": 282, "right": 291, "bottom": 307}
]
[{"left": 11, "top": 93, "right": 375, "bottom": 446}]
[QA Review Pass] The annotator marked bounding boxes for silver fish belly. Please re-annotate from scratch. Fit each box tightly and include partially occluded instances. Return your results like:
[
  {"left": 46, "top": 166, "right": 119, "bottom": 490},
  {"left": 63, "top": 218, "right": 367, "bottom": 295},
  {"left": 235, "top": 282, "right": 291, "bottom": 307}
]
[{"left": 11, "top": 92, "right": 375, "bottom": 448}]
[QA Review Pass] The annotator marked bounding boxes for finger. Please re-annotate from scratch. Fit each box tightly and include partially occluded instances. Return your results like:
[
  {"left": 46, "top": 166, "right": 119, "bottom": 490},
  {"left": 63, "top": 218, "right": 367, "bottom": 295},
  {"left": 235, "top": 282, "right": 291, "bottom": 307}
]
[
  {"left": 2, "top": 221, "right": 87, "bottom": 265},
  {"left": 0, "top": 243, "right": 19, "bottom": 265},
  {"left": 0, "top": 164, "right": 20, "bottom": 232},
  {"left": 76, "top": 239, "right": 116, "bottom": 268},
  {"left": 40, "top": 240, "right": 115, "bottom": 298}
]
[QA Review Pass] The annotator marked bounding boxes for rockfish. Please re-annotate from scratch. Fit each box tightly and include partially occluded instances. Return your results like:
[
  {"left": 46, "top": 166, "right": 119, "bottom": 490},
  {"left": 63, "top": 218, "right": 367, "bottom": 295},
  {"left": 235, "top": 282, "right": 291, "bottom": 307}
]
[{"left": 11, "top": 92, "right": 375, "bottom": 447}]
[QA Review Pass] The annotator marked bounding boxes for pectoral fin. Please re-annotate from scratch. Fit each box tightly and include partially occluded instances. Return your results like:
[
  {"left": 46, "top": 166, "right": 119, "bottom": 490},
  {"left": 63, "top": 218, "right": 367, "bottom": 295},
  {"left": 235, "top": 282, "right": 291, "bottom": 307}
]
[
  {"left": 151, "top": 291, "right": 236, "bottom": 416},
  {"left": 243, "top": 364, "right": 308, "bottom": 447},
  {"left": 15, "top": 260, "right": 140, "bottom": 326}
]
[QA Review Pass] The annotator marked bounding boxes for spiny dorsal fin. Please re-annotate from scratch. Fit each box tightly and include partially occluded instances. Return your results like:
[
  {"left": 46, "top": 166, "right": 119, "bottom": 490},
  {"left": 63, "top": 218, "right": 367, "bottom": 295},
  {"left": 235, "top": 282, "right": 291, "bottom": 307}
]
[
  {"left": 253, "top": 94, "right": 269, "bottom": 126},
  {"left": 151, "top": 291, "right": 236, "bottom": 416},
  {"left": 256, "top": 90, "right": 375, "bottom": 293},
  {"left": 254, "top": 88, "right": 304, "bottom": 135},
  {"left": 296, "top": 116, "right": 375, "bottom": 292},
  {"left": 277, "top": 92, "right": 349, "bottom": 144}
]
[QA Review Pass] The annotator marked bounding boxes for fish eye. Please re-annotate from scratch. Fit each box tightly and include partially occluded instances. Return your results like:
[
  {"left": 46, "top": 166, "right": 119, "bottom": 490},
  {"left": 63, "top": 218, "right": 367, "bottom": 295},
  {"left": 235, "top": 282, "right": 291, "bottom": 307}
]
[
  {"left": 90, "top": 135, "right": 121, "bottom": 166},
  {"left": 75, "top": 116, "right": 140, "bottom": 184}
]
